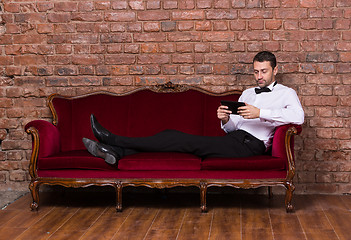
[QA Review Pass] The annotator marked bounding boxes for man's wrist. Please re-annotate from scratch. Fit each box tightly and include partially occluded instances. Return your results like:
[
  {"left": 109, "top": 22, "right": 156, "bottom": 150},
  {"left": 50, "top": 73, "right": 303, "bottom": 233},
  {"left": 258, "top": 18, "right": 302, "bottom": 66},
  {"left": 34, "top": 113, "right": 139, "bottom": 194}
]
[{"left": 221, "top": 117, "right": 229, "bottom": 125}]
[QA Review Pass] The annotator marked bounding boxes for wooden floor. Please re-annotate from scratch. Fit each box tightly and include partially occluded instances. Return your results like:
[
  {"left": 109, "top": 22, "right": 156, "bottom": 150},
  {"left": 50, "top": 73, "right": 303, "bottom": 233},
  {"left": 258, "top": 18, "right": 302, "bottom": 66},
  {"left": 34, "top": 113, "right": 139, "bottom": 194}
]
[{"left": 0, "top": 187, "right": 351, "bottom": 240}]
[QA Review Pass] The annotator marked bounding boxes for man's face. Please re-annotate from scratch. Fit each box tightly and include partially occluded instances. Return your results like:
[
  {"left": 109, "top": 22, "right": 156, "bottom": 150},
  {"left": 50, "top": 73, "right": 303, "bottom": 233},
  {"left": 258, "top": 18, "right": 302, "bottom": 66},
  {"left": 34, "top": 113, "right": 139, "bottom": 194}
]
[{"left": 253, "top": 61, "right": 278, "bottom": 88}]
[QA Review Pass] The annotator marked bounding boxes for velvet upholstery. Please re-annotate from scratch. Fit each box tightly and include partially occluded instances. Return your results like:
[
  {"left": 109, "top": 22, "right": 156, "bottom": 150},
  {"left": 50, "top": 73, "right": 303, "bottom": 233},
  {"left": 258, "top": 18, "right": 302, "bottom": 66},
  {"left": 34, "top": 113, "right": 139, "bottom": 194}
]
[
  {"left": 271, "top": 124, "right": 302, "bottom": 169},
  {"left": 201, "top": 155, "right": 285, "bottom": 170},
  {"left": 118, "top": 152, "right": 201, "bottom": 171},
  {"left": 37, "top": 150, "right": 116, "bottom": 171},
  {"left": 49, "top": 90, "right": 237, "bottom": 152},
  {"left": 25, "top": 120, "right": 60, "bottom": 158}
]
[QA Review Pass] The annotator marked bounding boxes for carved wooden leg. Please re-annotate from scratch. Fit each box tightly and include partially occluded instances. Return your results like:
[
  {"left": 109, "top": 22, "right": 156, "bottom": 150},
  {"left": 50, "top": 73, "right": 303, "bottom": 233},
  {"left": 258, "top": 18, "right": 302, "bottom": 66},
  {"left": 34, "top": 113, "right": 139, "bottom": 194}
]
[
  {"left": 285, "top": 181, "right": 295, "bottom": 213},
  {"left": 29, "top": 180, "right": 40, "bottom": 211},
  {"left": 116, "top": 182, "right": 123, "bottom": 212},
  {"left": 200, "top": 182, "right": 207, "bottom": 213}
]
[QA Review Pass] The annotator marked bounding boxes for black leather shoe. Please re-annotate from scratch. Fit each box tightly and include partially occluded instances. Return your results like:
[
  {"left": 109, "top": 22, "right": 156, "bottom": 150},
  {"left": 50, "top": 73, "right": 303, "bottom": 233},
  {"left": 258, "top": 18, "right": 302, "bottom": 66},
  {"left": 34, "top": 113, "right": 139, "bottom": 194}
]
[
  {"left": 82, "top": 138, "right": 119, "bottom": 165},
  {"left": 90, "top": 114, "right": 113, "bottom": 144}
]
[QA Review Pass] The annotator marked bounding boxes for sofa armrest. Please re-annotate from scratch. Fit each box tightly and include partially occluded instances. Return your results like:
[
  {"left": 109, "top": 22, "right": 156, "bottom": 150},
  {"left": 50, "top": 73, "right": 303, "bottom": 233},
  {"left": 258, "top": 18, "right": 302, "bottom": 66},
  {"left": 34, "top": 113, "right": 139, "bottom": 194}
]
[
  {"left": 25, "top": 120, "right": 61, "bottom": 178},
  {"left": 271, "top": 124, "right": 302, "bottom": 158},
  {"left": 271, "top": 124, "right": 302, "bottom": 180}
]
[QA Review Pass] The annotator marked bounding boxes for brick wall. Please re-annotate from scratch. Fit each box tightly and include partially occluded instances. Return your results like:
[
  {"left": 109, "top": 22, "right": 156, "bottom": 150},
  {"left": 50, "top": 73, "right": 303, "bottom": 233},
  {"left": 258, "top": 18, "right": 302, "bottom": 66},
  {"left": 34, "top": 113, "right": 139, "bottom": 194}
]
[{"left": 0, "top": 0, "right": 350, "bottom": 193}]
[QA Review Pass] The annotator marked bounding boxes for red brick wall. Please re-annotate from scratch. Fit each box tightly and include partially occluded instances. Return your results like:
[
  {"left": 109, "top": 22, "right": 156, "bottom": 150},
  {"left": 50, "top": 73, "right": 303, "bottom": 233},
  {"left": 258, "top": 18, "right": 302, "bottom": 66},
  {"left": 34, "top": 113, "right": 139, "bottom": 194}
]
[{"left": 0, "top": 0, "right": 350, "bottom": 193}]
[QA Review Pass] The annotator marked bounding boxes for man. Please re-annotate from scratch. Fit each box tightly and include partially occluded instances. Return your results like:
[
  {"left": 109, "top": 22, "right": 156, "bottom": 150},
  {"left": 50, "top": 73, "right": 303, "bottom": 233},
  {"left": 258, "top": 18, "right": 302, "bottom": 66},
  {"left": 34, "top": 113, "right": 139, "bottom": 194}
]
[{"left": 83, "top": 51, "right": 304, "bottom": 165}]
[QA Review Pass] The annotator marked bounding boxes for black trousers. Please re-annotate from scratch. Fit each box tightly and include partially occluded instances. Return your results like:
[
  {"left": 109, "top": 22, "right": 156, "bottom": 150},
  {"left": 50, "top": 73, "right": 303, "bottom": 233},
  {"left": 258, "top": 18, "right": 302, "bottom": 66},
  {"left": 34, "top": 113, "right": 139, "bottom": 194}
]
[{"left": 107, "top": 129, "right": 266, "bottom": 159}]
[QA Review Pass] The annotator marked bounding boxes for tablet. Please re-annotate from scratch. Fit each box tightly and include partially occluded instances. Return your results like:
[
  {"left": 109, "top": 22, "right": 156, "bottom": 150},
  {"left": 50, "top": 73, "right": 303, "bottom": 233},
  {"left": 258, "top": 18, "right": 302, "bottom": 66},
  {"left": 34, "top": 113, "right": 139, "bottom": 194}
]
[{"left": 220, "top": 100, "right": 245, "bottom": 115}]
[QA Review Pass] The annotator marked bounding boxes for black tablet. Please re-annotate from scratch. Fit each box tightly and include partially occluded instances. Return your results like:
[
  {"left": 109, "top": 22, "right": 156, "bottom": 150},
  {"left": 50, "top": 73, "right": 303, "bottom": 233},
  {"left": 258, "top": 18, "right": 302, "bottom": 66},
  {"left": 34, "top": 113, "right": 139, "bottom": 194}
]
[{"left": 220, "top": 100, "right": 245, "bottom": 115}]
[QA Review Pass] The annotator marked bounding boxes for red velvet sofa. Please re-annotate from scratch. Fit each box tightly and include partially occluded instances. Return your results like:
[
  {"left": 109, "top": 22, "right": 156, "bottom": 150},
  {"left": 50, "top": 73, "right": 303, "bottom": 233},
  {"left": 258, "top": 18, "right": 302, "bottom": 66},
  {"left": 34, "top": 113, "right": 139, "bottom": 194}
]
[{"left": 25, "top": 82, "right": 302, "bottom": 212}]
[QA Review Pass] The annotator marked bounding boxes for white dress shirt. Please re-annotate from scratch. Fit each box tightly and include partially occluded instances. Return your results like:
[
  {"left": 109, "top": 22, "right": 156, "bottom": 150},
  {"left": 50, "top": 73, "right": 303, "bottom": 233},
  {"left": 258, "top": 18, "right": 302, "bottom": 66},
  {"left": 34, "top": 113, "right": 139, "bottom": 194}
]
[{"left": 222, "top": 81, "right": 304, "bottom": 148}]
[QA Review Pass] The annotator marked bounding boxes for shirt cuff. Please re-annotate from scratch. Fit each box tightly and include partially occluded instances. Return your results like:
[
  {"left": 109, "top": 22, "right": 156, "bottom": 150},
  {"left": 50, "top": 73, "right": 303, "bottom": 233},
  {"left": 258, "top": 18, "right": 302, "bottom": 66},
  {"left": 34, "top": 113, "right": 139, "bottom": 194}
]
[
  {"left": 221, "top": 118, "right": 235, "bottom": 133},
  {"left": 259, "top": 109, "right": 271, "bottom": 121}
]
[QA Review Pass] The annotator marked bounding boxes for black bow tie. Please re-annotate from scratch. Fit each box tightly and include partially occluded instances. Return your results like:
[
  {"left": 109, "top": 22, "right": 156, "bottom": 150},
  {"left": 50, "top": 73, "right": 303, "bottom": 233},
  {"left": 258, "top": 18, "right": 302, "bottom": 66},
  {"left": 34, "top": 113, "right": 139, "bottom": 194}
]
[
  {"left": 255, "top": 82, "right": 277, "bottom": 94},
  {"left": 255, "top": 87, "right": 271, "bottom": 94}
]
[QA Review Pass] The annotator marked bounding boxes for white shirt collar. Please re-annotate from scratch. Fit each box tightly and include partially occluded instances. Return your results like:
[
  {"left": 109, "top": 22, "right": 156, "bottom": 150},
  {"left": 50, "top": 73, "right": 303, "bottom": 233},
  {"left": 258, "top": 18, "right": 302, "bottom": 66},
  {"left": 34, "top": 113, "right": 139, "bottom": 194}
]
[{"left": 267, "top": 81, "right": 277, "bottom": 91}]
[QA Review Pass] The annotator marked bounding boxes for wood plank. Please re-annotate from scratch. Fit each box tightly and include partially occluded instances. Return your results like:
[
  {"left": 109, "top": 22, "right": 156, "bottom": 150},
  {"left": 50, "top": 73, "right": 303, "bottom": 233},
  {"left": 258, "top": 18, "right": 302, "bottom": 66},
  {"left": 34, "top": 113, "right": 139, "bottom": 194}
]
[
  {"left": 304, "top": 230, "right": 339, "bottom": 240},
  {"left": 297, "top": 211, "right": 333, "bottom": 232},
  {"left": 341, "top": 194, "right": 351, "bottom": 210},
  {"left": 14, "top": 207, "right": 79, "bottom": 240},
  {"left": 4, "top": 191, "right": 73, "bottom": 212},
  {"left": 242, "top": 228, "right": 274, "bottom": 240},
  {"left": 273, "top": 232, "right": 306, "bottom": 240},
  {"left": 144, "top": 208, "right": 186, "bottom": 240},
  {"left": 16, "top": 228, "right": 59, "bottom": 240},
  {"left": 47, "top": 230, "right": 86, "bottom": 240},
  {"left": 241, "top": 206, "right": 273, "bottom": 240},
  {"left": 209, "top": 207, "right": 241, "bottom": 240},
  {"left": 324, "top": 209, "right": 351, "bottom": 229},
  {"left": 144, "top": 229, "right": 180, "bottom": 240},
  {"left": 0, "top": 210, "right": 20, "bottom": 226},
  {"left": 293, "top": 194, "right": 324, "bottom": 212},
  {"left": 317, "top": 195, "right": 349, "bottom": 210},
  {"left": 323, "top": 209, "right": 351, "bottom": 240},
  {"left": 270, "top": 210, "right": 303, "bottom": 234},
  {"left": 80, "top": 207, "right": 133, "bottom": 240},
  {"left": 0, "top": 227, "right": 27, "bottom": 240},
  {"left": 332, "top": 228, "right": 351, "bottom": 240},
  {"left": 111, "top": 207, "right": 159, "bottom": 240},
  {"left": 176, "top": 208, "right": 213, "bottom": 240},
  {"left": 1, "top": 193, "right": 31, "bottom": 211},
  {"left": 57, "top": 206, "right": 107, "bottom": 231},
  {"left": 241, "top": 208, "right": 271, "bottom": 229},
  {"left": 2, "top": 207, "right": 53, "bottom": 229},
  {"left": 22, "top": 207, "right": 79, "bottom": 233},
  {"left": 146, "top": 208, "right": 186, "bottom": 230}
]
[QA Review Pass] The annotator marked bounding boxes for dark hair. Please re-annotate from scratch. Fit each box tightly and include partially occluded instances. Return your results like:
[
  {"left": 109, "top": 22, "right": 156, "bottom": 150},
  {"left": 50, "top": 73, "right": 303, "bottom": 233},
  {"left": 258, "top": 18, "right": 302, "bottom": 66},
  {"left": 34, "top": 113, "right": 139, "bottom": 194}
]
[{"left": 253, "top": 51, "right": 277, "bottom": 69}]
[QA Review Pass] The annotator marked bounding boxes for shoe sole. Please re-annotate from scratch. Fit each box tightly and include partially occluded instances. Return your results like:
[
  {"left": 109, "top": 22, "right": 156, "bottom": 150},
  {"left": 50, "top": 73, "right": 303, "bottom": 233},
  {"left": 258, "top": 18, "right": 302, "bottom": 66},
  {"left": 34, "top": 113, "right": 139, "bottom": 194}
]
[{"left": 83, "top": 138, "right": 116, "bottom": 165}]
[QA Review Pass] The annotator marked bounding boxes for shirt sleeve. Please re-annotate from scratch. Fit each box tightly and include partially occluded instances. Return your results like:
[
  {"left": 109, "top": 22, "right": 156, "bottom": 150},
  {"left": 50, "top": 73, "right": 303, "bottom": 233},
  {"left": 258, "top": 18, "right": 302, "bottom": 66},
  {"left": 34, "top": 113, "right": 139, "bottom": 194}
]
[
  {"left": 221, "top": 114, "right": 242, "bottom": 133},
  {"left": 259, "top": 88, "right": 304, "bottom": 127}
]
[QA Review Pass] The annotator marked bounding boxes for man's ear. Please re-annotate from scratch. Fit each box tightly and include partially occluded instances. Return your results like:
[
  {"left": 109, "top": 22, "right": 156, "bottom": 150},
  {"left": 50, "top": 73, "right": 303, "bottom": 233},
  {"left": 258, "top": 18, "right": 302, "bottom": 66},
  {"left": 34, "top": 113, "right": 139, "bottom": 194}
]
[{"left": 273, "top": 65, "right": 278, "bottom": 76}]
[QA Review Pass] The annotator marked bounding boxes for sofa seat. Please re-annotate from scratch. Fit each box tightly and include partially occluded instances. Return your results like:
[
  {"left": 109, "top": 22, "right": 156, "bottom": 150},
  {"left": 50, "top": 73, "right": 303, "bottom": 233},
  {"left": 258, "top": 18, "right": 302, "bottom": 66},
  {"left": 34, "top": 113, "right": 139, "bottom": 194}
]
[
  {"left": 38, "top": 150, "right": 117, "bottom": 171},
  {"left": 39, "top": 151, "right": 202, "bottom": 171},
  {"left": 118, "top": 152, "right": 201, "bottom": 170},
  {"left": 201, "top": 155, "right": 285, "bottom": 170}
]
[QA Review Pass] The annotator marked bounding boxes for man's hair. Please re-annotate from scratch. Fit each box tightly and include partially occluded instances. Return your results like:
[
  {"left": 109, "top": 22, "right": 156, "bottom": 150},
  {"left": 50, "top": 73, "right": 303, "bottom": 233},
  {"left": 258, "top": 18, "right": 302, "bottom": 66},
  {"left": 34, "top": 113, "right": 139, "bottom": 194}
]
[{"left": 253, "top": 51, "right": 277, "bottom": 69}]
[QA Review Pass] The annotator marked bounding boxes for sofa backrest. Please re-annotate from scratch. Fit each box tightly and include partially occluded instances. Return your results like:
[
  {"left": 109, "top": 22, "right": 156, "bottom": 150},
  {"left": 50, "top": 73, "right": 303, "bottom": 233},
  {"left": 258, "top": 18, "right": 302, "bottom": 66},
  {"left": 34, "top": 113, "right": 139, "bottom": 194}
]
[{"left": 51, "top": 86, "right": 240, "bottom": 152}]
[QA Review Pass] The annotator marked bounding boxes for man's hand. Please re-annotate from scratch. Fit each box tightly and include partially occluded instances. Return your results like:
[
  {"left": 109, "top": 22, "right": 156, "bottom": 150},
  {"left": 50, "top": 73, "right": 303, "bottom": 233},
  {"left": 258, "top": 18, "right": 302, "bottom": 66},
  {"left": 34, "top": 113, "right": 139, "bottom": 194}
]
[
  {"left": 217, "top": 105, "right": 231, "bottom": 124},
  {"left": 237, "top": 103, "right": 260, "bottom": 119}
]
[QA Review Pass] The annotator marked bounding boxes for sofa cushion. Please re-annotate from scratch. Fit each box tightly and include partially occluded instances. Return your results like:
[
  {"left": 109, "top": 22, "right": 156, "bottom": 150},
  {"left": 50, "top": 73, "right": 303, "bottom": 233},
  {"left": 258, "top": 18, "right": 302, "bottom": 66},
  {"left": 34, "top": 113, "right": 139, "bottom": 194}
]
[
  {"left": 201, "top": 155, "right": 285, "bottom": 170},
  {"left": 38, "top": 150, "right": 116, "bottom": 171},
  {"left": 118, "top": 152, "right": 201, "bottom": 170}
]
